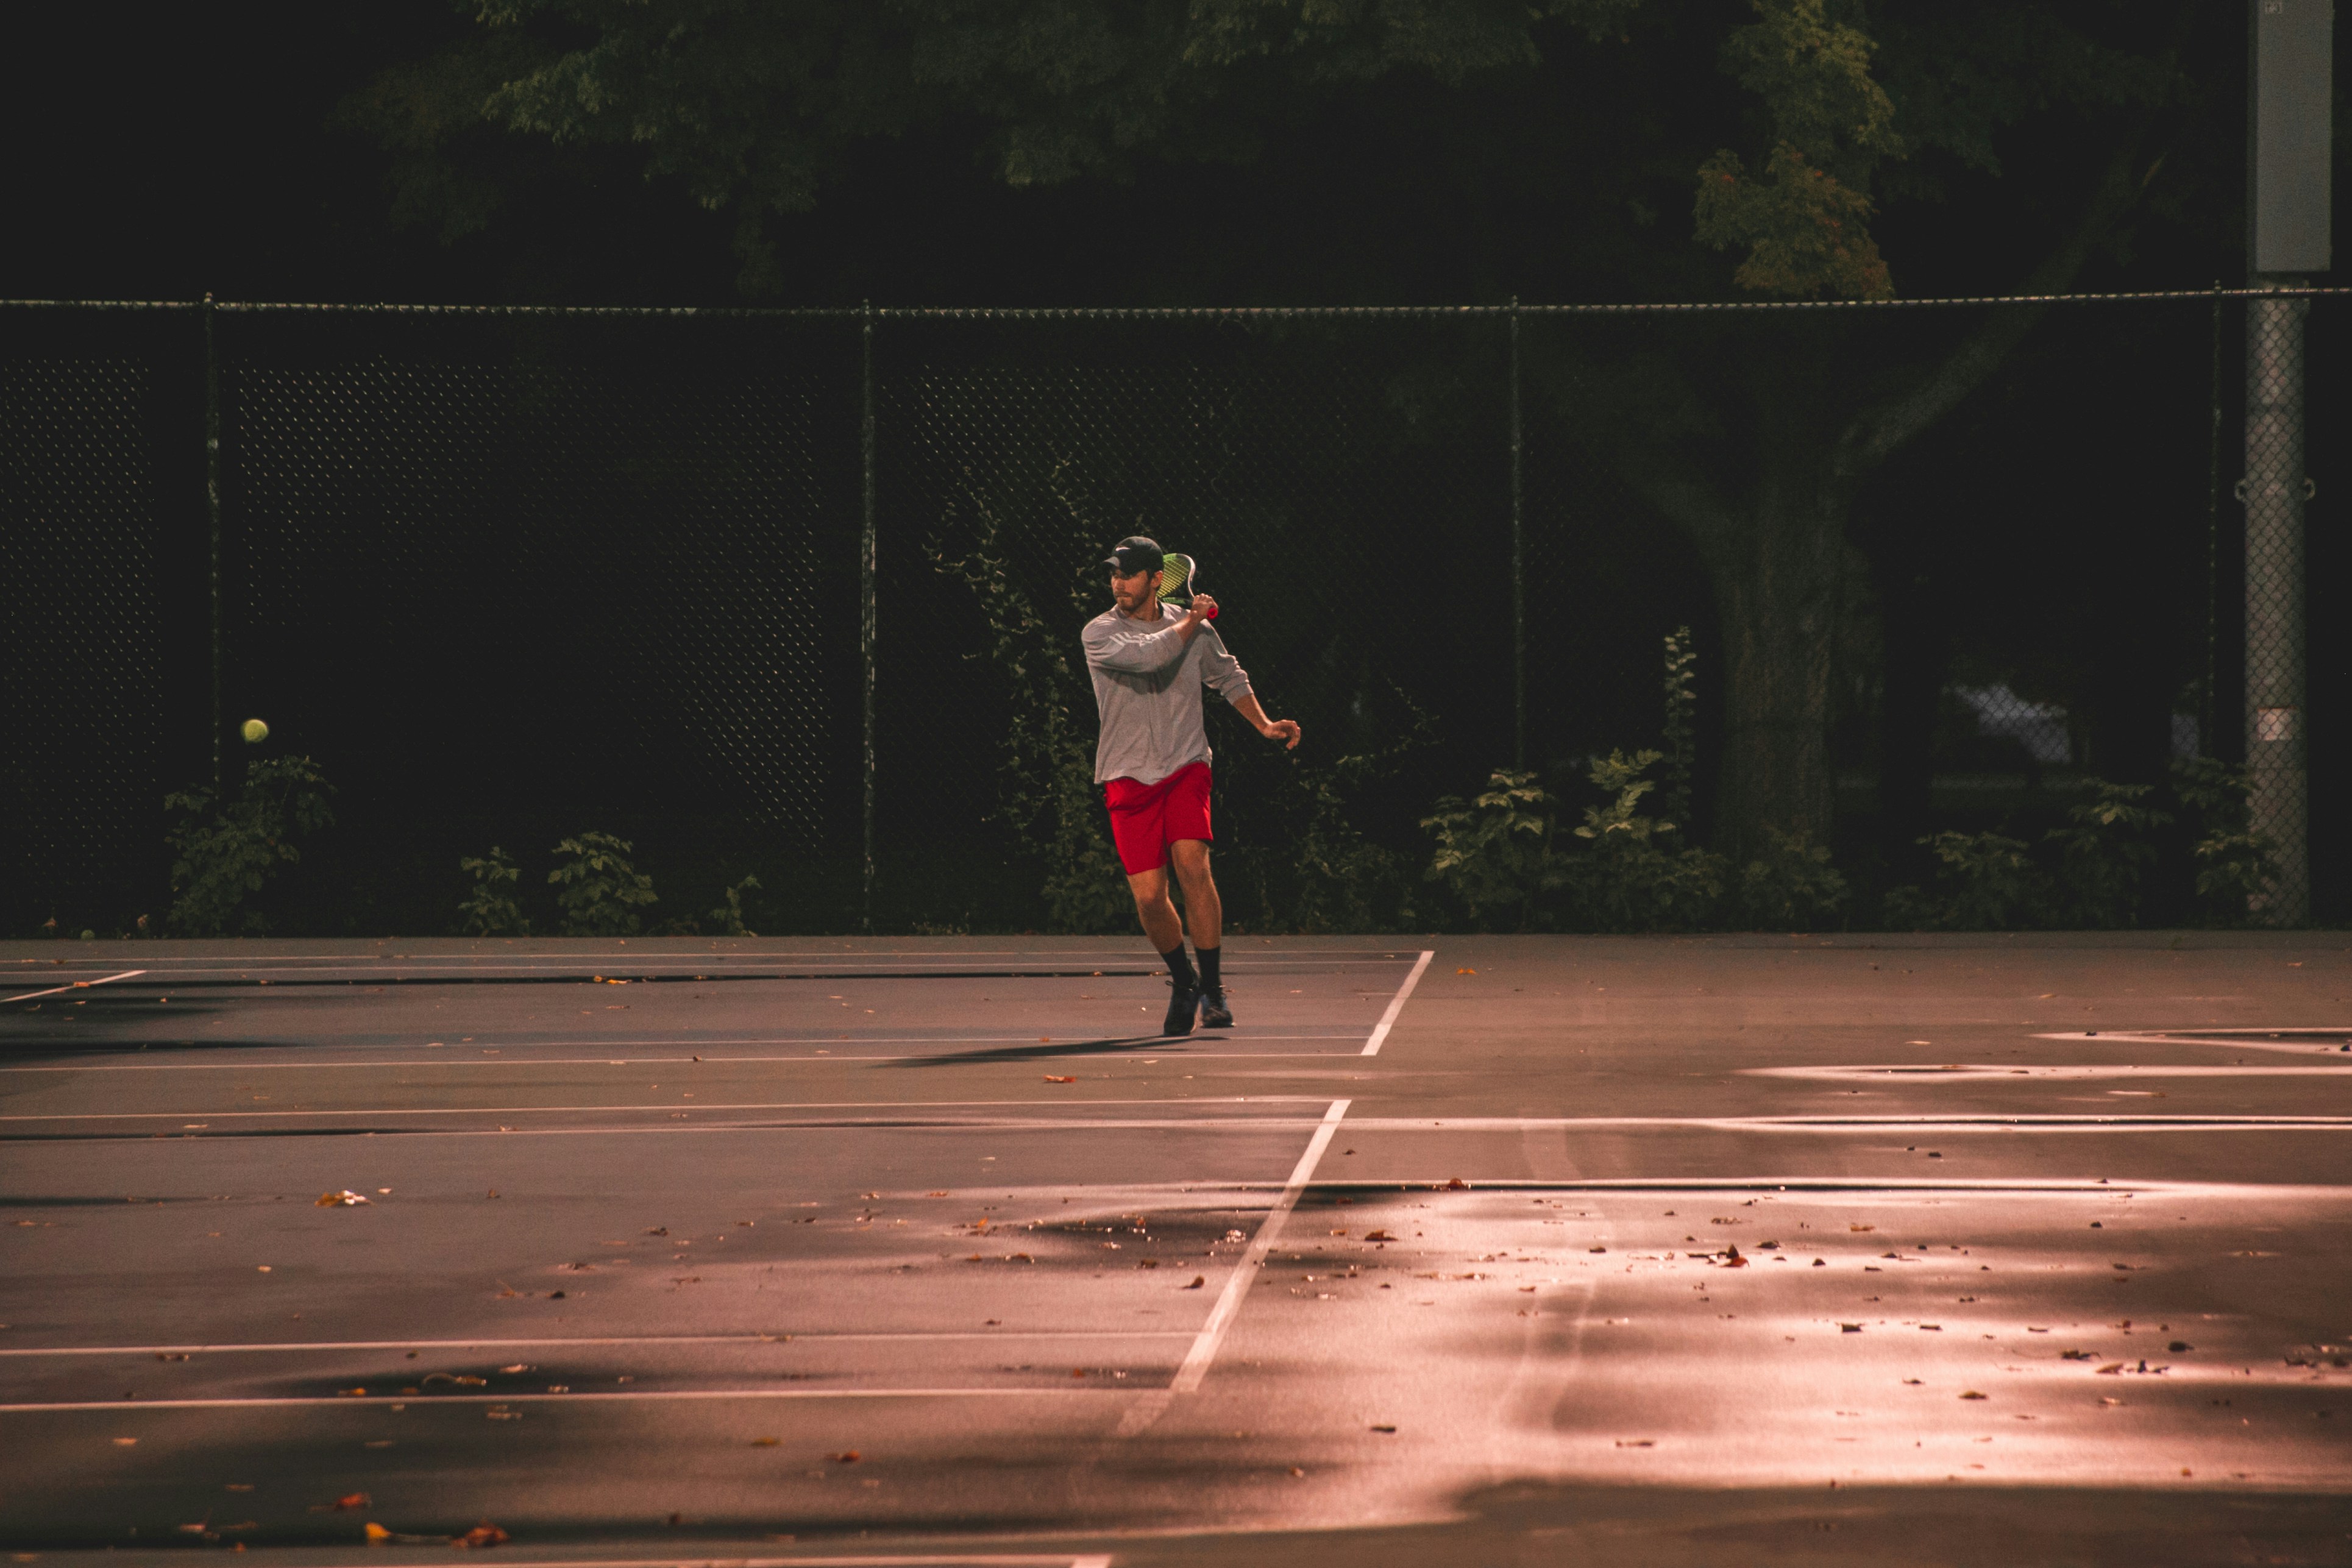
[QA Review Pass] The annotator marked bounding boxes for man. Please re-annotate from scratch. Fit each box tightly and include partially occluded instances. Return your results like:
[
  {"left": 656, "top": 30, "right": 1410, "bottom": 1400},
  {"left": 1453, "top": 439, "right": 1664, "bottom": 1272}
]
[{"left": 1082, "top": 535, "right": 1301, "bottom": 1036}]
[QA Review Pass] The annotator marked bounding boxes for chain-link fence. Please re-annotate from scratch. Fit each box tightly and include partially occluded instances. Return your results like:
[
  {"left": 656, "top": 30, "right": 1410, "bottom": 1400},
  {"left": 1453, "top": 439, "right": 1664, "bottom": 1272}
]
[{"left": 1, "top": 291, "right": 2340, "bottom": 935}]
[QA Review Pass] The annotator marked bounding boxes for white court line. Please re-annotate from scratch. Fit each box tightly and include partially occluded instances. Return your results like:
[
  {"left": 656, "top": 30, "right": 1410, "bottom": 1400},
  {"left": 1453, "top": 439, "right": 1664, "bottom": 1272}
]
[
  {"left": 1114, "top": 1098, "right": 1350, "bottom": 1438},
  {"left": 0, "top": 1387, "right": 1112, "bottom": 1413},
  {"left": 28, "top": 1109, "right": 2346, "bottom": 1129},
  {"left": 0, "top": 1037, "right": 1368, "bottom": 1072},
  {"left": 347, "top": 1559, "right": 1108, "bottom": 1568},
  {"left": 378, "top": 1559, "right": 1115, "bottom": 1568},
  {"left": 2, "top": 969, "right": 144, "bottom": 1004},
  {"left": 1360, "top": 949, "right": 1434, "bottom": 1057},
  {"left": 0, "top": 1099, "right": 1327, "bottom": 1125},
  {"left": 1750, "top": 1063, "right": 2352, "bottom": 1081},
  {"left": 0, "top": 1331, "right": 1192, "bottom": 1358}
]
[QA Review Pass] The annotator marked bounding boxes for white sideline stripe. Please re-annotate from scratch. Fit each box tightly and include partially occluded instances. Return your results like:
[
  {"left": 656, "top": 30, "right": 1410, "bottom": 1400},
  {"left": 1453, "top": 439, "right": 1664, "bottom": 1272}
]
[
  {"left": 0, "top": 1388, "right": 1112, "bottom": 1413},
  {"left": 1360, "top": 949, "right": 1435, "bottom": 1057},
  {"left": 0, "top": 1100, "right": 1326, "bottom": 1125},
  {"left": 2, "top": 969, "right": 144, "bottom": 1004},
  {"left": 0, "top": 1331, "right": 1194, "bottom": 1358},
  {"left": 0, "top": 1036, "right": 1368, "bottom": 1071},
  {"left": 2034, "top": 1030, "right": 2352, "bottom": 1054},
  {"left": 21, "top": 1110, "right": 2352, "bottom": 1132},
  {"left": 1749, "top": 1063, "right": 2352, "bottom": 1081},
  {"left": 333, "top": 1559, "right": 1110, "bottom": 1568},
  {"left": 1115, "top": 1098, "right": 1351, "bottom": 1439},
  {"left": 369, "top": 1559, "right": 1116, "bottom": 1568},
  {"left": 7, "top": 954, "right": 1411, "bottom": 974}
]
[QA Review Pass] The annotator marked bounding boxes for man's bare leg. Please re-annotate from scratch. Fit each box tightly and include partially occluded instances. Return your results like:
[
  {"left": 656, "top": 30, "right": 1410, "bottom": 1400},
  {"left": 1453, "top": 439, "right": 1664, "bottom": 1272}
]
[
  {"left": 1169, "top": 840, "right": 1229, "bottom": 1022},
  {"left": 1168, "top": 840, "right": 1221, "bottom": 949},
  {"left": 1126, "top": 865, "right": 1184, "bottom": 955},
  {"left": 1129, "top": 859, "right": 1206, "bottom": 1034}
]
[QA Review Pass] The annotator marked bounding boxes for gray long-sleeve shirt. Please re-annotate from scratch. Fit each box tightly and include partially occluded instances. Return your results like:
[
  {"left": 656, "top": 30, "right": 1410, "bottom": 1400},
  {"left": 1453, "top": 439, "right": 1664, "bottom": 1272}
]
[{"left": 1081, "top": 604, "right": 1254, "bottom": 785}]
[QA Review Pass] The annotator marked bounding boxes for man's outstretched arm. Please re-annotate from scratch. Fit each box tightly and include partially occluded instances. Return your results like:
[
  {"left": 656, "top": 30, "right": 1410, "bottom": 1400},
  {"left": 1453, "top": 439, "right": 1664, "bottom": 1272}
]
[{"left": 1229, "top": 692, "right": 1300, "bottom": 750}]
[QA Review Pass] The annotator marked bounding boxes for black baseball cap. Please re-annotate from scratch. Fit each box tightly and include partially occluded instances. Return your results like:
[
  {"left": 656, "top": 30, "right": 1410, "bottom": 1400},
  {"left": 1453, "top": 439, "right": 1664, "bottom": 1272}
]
[{"left": 1104, "top": 535, "right": 1164, "bottom": 575}]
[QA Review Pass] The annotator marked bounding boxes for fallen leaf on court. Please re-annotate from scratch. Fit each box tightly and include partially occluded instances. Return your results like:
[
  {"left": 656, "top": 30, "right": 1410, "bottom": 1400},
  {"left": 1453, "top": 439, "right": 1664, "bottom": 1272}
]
[
  {"left": 1288, "top": 1467, "right": 1306, "bottom": 1477},
  {"left": 1445, "top": 1178, "right": 1469, "bottom": 1190},
  {"left": 497, "top": 1364, "right": 530, "bottom": 1374},
  {"left": 1365, "top": 1230, "right": 1395, "bottom": 1242},
  {"left": 1849, "top": 1224, "right": 1875, "bottom": 1233},
  {"left": 451, "top": 1523, "right": 509, "bottom": 1548},
  {"left": 1959, "top": 1391, "right": 1988, "bottom": 1400},
  {"left": 1615, "top": 1439, "right": 1654, "bottom": 1448},
  {"left": 1813, "top": 1258, "right": 1826, "bottom": 1268},
  {"left": 364, "top": 1524, "right": 393, "bottom": 1543},
  {"left": 336, "top": 1387, "right": 367, "bottom": 1397},
  {"left": 1840, "top": 1324, "right": 1863, "bottom": 1333},
  {"left": 1588, "top": 1247, "right": 1607, "bottom": 1254},
  {"left": 1043, "top": 1075, "right": 1076, "bottom": 1084},
  {"left": 645, "top": 1227, "right": 667, "bottom": 1236},
  {"left": 1184, "top": 1276, "right": 1206, "bottom": 1289},
  {"left": 927, "top": 1191, "right": 948, "bottom": 1197},
  {"left": 829, "top": 1451, "right": 861, "bottom": 1464},
  {"left": 1455, "top": 968, "right": 1475, "bottom": 974},
  {"left": 750, "top": 1438, "right": 780, "bottom": 1447},
  {"left": 1071, "top": 1368, "right": 1087, "bottom": 1378},
  {"left": 329, "top": 1494, "right": 371, "bottom": 1511},
  {"left": 1903, "top": 1378, "right": 1924, "bottom": 1386},
  {"left": 316, "top": 1190, "right": 370, "bottom": 1208},
  {"left": 1329, "top": 1228, "right": 1348, "bottom": 1236},
  {"left": 1370, "top": 1424, "right": 1397, "bottom": 1433},
  {"left": 2061, "top": 1350, "right": 2096, "bottom": 1361},
  {"left": 2095, "top": 1363, "right": 2125, "bottom": 1375}
]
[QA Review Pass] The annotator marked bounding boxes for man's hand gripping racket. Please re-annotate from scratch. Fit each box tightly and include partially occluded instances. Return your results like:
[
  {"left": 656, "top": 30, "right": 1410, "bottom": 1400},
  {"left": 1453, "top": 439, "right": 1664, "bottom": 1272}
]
[
  {"left": 1162, "top": 552, "right": 1299, "bottom": 751},
  {"left": 1157, "top": 552, "right": 1217, "bottom": 623}
]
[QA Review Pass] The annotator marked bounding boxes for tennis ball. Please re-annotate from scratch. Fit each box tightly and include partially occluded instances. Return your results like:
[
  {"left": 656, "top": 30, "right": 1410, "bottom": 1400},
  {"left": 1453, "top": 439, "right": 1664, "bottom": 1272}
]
[{"left": 240, "top": 718, "right": 269, "bottom": 745}]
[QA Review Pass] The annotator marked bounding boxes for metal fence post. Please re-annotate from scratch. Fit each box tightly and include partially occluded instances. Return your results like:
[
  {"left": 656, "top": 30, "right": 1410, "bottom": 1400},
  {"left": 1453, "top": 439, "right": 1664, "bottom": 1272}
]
[
  {"left": 861, "top": 302, "right": 878, "bottom": 934},
  {"left": 2203, "top": 281, "right": 2223, "bottom": 757},
  {"left": 203, "top": 292, "right": 224, "bottom": 795},
  {"left": 1508, "top": 296, "right": 1525, "bottom": 772},
  {"left": 2242, "top": 285, "right": 2311, "bottom": 924}
]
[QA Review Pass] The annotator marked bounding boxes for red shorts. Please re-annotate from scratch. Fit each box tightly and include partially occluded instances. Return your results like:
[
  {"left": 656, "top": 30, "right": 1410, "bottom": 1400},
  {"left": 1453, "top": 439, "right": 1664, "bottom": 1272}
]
[{"left": 1103, "top": 762, "right": 1213, "bottom": 875}]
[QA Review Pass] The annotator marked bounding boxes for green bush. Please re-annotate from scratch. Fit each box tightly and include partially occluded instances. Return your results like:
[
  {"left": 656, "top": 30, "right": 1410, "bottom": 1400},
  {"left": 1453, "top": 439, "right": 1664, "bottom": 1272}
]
[
  {"left": 2045, "top": 780, "right": 2171, "bottom": 928},
  {"left": 1559, "top": 750, "right": 1724, "bottom": 932},
  {"left": 163, "top": 756, "right": 336, "bottom": 936},
  {"left": 1736, "top": 826, "right": 1849, "bottom": 929},
  {"left": 549, "top": 832, "right": 659, "bottom": 936},
  {"left": 2172, "top": 757, "right": 2276, "bottom": 923},
  {"left": 1422, "top": 770, "right": 1564, "bottom": 929},
  {"left": 709, "top": 874, "right": 762, "bottom": 937},
  {"left": 457, "top": 846, "right": 532, "bottom": 937},
  {"left": 1883, "top": 830, "right": 2049, "bottom": 931}
]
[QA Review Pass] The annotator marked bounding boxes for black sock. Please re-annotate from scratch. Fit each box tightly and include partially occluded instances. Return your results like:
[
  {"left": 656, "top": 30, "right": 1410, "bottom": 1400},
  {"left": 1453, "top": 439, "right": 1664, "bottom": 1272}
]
[
  {"left": 1196, "top": 945, "right": 1221, "bottom": 994},
  {"left": 1160, "top": 944, "right": 1197, "bottom": 990}
]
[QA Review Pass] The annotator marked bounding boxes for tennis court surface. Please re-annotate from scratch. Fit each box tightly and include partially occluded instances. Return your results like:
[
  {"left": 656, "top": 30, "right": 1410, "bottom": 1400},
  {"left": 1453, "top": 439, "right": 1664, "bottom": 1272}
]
[{"left": 5, "top": 932, "right": 2350, "bottom": 1566}]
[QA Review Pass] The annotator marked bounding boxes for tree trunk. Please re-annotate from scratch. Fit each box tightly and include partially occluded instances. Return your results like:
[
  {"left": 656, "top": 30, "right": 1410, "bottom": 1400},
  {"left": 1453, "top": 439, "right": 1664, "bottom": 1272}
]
[{"left": 1704, "top": 474, "right": 1844, "bottom": 861}]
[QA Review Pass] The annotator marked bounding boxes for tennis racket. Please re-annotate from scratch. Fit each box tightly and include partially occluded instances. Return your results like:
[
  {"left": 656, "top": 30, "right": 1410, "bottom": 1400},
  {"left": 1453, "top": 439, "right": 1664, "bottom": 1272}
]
[{"left": 1157, "top": 552, "right": 1218, "bottom": 620}]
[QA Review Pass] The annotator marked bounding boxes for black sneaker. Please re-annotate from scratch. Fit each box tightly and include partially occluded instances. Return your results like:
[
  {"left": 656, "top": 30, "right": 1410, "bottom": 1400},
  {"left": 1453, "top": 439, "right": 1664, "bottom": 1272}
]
[
  {"left": 1199, "top": 988, "right": 1234, "bottom": 1028},
  {"left": 1161, "top": 982, "right": 1199, "bottom": 1037}
]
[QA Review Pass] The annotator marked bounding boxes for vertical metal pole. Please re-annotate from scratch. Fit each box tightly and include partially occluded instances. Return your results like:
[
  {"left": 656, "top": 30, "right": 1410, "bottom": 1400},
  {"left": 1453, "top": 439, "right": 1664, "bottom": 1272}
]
[
  {"left": 203, "top": 293, "right": 224, "bottom": 795},
  {"left": 2203, "top": 280, "right": 2223, "bottom": 756},
  {"left": 2243, "top": 285, "right": 2309, "bottom": 924},
  {"left": 860, "top": 302, "right": 878, "bottom": 934},
  {"left": 1508, "top": 296, "right": 1525, "bottom": 772}
]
